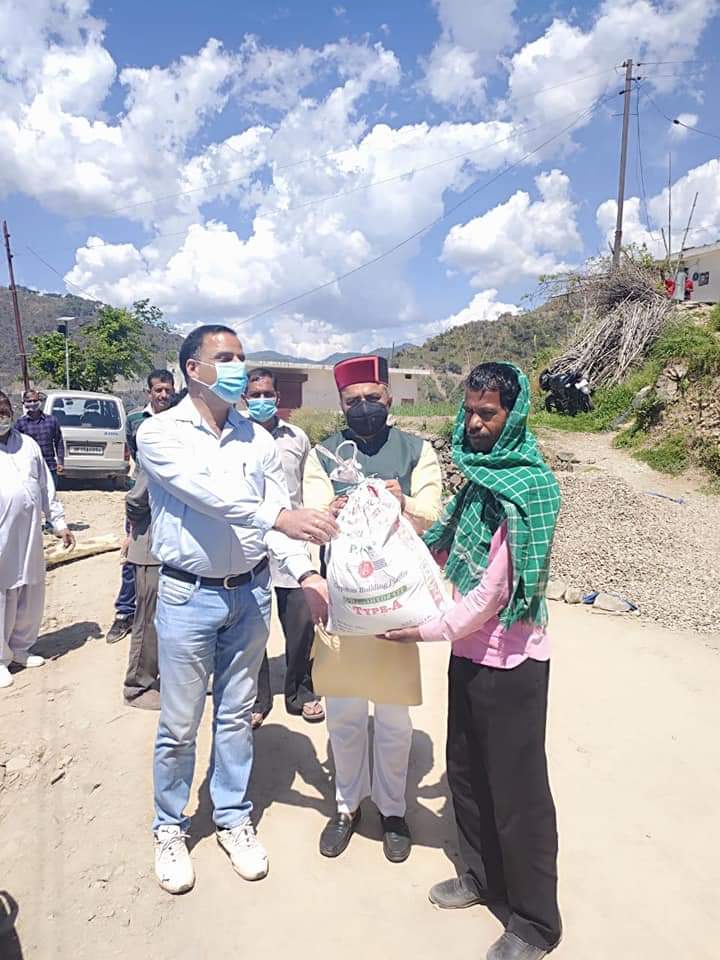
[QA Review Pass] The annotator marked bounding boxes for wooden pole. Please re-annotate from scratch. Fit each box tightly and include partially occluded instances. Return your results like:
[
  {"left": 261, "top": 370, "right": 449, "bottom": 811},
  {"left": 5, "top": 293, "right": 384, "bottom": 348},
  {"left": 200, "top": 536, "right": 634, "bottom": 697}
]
[{"left": 2, "top": 219, "right": 30, "bottom": 391}]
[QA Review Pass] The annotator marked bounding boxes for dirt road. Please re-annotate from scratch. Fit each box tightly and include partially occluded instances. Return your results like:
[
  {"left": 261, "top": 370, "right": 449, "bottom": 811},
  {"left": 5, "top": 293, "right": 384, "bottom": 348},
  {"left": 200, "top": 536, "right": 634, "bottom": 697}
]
[{"left": 0, "top": 487, "right": 718, "bottom": 959}]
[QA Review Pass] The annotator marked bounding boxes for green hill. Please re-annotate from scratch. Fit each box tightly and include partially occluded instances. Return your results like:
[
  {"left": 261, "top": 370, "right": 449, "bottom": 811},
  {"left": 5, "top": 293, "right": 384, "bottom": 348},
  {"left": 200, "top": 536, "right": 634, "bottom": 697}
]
[
  {"left": 0, "top": 286, "right": 183, "bottom": 392},
  {"left": 395, "top": 303, "right": 575, "bottom": 401}
]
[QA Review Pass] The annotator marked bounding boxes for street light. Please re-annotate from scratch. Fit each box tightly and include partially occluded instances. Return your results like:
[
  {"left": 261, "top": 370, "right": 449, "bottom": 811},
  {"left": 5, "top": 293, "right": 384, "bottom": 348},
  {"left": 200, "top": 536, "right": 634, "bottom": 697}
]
[{"left": 56, "top": 316, "right": 75, "bottom": 389}]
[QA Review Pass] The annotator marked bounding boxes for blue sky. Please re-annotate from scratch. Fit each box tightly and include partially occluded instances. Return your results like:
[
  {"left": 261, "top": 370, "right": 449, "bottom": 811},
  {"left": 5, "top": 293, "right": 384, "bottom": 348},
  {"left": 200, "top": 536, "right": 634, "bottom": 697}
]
[{"left": 1, "top": 0, "right": 719, "bottom": 357}]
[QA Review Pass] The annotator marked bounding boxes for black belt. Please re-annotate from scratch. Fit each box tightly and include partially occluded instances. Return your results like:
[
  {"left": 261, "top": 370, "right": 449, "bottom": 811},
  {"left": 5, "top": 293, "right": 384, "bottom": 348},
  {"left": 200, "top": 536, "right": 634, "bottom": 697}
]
[{"left": 161, "top": 557, "right": 269, "bottom": 589}]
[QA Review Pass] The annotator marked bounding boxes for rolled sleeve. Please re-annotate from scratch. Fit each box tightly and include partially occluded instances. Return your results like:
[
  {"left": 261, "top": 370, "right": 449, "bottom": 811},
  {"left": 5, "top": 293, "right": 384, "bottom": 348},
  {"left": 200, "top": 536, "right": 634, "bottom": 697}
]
[{"left": 255, "top": 499, "right": 284, "bottom": 534}]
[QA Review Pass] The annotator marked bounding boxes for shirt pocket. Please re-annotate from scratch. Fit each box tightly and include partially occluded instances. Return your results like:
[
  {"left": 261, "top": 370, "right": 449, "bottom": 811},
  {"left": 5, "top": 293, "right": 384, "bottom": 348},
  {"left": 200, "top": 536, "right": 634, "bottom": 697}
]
[{"left": 158, "top": 575, "right": 196, "bottom": 606}]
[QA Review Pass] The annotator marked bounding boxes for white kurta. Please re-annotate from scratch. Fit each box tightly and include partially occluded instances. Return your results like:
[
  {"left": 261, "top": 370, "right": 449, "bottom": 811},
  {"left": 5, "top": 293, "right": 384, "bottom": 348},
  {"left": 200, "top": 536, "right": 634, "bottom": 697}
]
[{"left": 0, "top": 430, "right": 67, "bottom": 591}]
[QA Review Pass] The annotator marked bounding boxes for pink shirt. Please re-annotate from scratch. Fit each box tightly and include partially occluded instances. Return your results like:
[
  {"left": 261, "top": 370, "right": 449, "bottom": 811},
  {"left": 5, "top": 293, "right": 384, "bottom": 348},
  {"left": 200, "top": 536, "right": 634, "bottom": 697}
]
[{"left": 419, "top": 520, "right": 550, "bottom": 668}]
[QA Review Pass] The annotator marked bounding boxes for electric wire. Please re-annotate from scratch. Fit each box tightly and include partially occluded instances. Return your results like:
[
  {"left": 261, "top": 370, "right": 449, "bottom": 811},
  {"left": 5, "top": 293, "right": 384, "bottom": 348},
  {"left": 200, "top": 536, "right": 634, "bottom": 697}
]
[
  {"left": 237, "top": 95, "right": 611, "bottom": 324},
  {"left": 64, "top": 69, "right": 622, "bottom": 227},
  {"left": 647, "top": 97, "right": 720, "bottom": 141},
  {"left": 24, "top": 91, "right": 614, "bottom": 315},
  {"left": 634, "top": 83, "right": 658, "bottom": 240}
]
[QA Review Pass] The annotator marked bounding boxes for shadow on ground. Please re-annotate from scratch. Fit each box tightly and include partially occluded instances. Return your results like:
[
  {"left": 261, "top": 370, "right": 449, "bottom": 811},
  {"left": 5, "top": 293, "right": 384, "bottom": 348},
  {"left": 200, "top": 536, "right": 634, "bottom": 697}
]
[
  {"left": 32, "top": 620, "right": 103, "bottom": 662},
  {"left": 189, "top": 710, "right": 461, "bottom": 872},
  {"left": 0, "top": 891, "right": 23, "bottom": 960}
]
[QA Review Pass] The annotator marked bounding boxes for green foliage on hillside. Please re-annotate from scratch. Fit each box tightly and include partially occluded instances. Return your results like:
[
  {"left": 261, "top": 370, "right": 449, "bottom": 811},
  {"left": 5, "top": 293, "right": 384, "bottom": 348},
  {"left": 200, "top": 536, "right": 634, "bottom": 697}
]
[
  {"left": 1, "top": 286, "right": 182, "bottom": 391},
  {"left": 395, "top": 304, "right": 576, "bottom": 392},
  {"left": 29, "top": 301, "right": 168, "bottom": 393}
]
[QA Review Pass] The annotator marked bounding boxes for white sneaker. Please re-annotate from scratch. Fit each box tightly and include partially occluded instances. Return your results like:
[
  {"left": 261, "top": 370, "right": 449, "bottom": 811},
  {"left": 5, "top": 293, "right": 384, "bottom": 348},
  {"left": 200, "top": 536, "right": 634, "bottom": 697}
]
[
  {"left": 216, "top": 823, "right": 268, "bottom": 880},
  {"left": 154, "top": 825, "right": 195, "bottom": 894},
  {"left": 0, "top": 666, "right": 13, "bottom": 689},
  {"left": 12, "top": 654, "right": 45, "bottom": 668}
]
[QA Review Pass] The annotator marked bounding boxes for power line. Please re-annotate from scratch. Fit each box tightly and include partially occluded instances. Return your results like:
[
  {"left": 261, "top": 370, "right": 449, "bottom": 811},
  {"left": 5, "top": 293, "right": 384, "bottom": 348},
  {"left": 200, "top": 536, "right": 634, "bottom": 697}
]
[
  {"left": 239, "top": 95, "right": 610, "bottom": 324},
  {"left": 23, "top": 245, "right": 105, "bottom": 304},
  {"left": 634, "top": 83, "right": 658, "bottom": 240},
  {"left": 636, "top": 58, "right": 714, "bottom": 66},
  {"left": 61, "top": 97, "right": 624, "bottom": 253},
  {"left": 647, "top": 97, "right": 720, "bottom": 141},
  {"left": 64, "top": 69, "right": 623, "bottom": 227},
  {"left": 24, "top": 91, "right": 614, "bottom": 315}
]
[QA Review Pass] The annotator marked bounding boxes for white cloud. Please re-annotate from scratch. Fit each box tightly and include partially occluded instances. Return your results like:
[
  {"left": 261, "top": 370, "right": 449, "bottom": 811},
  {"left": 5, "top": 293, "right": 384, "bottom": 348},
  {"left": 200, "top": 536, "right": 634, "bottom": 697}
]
[
  {"left": 597, "top": 157, "right": 720, "bottom": 256},
  {"left": 3, "top": 0, "right": 716, "bottom": 356},
  {"left": 669, "top": 113, "right": 699, "bottom": 139},
  {"left": 596, "top": 197, "right": 663, "bottom": 257},
  {"left": 424, "top": 0, "right": 518, "bottom": 108},
  {"left": 443, "top": 289, "right": 519, "bottom": 327},
  {"left": 442, "top": 169, "right": 583, "bottom": 286},
  {"left": 503, "top": 0, "right": 719, "bottom": 128}
]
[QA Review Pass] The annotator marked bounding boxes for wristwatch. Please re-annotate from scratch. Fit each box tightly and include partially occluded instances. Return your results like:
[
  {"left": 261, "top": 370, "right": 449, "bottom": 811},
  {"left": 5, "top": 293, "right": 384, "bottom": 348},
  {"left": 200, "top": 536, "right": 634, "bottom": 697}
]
[{"left": 297, "top": 570, "right": 320, "bottom": 585}]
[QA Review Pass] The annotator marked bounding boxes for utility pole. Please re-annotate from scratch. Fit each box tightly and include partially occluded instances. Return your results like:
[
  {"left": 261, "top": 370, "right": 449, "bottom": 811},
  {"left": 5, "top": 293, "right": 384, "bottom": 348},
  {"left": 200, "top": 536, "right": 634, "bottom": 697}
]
[
  {"left": 667, "top": 152, "right": 672, "bottom": 263},
  {"left": 2, "top": 219, "right": 30, "bottom": 392},
  {"left": 57, "top": 316, "right": 74, "bottom": 389},
  {"left": 612, "top": 59, "right": 634, "bottom": 269}
]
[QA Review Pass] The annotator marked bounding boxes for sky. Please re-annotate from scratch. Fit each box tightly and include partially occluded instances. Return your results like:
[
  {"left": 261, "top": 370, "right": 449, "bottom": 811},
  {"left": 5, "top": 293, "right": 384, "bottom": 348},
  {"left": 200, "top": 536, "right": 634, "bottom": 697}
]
[{"left": 1, "top": 0, "right": 719, "bottom": 358}]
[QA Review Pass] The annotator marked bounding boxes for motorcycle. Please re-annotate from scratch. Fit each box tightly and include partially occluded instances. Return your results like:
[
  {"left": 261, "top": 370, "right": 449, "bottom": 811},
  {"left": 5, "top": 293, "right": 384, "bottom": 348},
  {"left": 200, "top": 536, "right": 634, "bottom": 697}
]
[{"left": 539, "top": 369, "right": 593, "bottom": 416}]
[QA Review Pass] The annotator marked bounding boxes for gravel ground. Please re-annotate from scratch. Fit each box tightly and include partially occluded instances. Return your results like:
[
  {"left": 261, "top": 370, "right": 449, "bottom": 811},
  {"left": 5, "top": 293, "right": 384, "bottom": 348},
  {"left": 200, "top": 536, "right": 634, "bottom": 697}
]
[{"left": 551, "top": 471, "right": 720, "bottom": 633}]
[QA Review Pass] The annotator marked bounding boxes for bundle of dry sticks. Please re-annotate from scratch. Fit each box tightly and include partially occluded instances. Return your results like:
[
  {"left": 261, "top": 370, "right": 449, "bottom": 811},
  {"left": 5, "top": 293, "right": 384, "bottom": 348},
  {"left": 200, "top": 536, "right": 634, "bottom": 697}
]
[{"left": 547, "top": 259, "right": 675, "bottom": 386}]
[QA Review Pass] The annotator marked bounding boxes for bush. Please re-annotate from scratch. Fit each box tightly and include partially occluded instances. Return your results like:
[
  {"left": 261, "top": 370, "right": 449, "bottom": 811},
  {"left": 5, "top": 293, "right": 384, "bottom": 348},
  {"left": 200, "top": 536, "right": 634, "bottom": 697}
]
[
  {"left": 693, "top": 438, "right": 720, "bottom": 478},
  {"left": 396, "top": 401, "right": 457, "bottom": 417},
  {"left": 708, "top": 304, "right": 720, "bottom": 333},
  {"left": 287, "top": 409, "right": 344, "bottom": 446},
  {"left": 652, "top": 321, "right": 720, "bottom": 377},
  {"left": 634, "top": 433, "right": 689, "bottom": 475}
]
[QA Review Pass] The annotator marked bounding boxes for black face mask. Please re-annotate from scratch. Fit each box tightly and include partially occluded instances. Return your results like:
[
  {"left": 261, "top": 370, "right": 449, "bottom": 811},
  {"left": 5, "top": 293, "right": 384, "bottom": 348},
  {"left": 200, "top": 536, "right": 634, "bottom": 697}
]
[{"left": 345, "top": 399, "right": 389, "bottom": 438}]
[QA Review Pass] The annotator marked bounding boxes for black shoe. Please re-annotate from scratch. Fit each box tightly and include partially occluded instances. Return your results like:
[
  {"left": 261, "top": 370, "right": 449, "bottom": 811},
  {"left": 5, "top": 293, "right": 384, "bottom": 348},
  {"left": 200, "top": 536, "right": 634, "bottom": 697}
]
[
  {"left": 429, "top": 873, "right": 486, "bottom": 909},
  {"left": 319, "top": 810, "right": 361, "bottom": 858},
  {"left": 106, "top": 615, "right": 133, "bottom": 644},
  {"left": 487, "top": 933, "right": 547, "bottom": 960},
  {"left": 380, "top": 816, "right": 411, "bottom": 863}
]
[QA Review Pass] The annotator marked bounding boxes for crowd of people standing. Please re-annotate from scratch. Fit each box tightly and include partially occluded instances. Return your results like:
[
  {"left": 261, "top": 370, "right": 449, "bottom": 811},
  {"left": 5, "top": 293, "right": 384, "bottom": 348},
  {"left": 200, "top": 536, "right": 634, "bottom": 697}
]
[{"left": 0, "top": 325, "right": 563, "bottom": 960}]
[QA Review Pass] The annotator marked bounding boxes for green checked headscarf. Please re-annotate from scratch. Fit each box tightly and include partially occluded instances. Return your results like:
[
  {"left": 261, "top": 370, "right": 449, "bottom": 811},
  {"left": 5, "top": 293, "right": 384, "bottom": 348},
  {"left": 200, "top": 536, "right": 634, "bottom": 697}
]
[{"left": 423, "top": 364, "right": 560, "bottom": 628}]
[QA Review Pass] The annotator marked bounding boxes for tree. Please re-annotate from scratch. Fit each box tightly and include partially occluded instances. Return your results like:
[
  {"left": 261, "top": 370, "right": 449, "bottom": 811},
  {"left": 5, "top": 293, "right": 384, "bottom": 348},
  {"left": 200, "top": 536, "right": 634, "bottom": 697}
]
[{"left": 30, "top": 301, "right": 163, "bottom": 392}]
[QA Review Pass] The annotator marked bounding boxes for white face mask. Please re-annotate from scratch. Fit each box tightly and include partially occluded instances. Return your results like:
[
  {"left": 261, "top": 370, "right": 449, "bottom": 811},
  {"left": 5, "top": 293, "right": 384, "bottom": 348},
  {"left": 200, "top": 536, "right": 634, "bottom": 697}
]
[{"left": 0, "top": 417, "right": 12, "bottom": 436}]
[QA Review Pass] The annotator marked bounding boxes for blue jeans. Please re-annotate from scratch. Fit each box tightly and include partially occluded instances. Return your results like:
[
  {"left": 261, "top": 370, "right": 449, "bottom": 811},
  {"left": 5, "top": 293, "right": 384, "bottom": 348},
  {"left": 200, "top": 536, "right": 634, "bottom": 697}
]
[
  {"left": 115, "top": 562, "right": 136, "bottom": 617},
  {"left": 152, "top": 569, "right": 272, "bottom": 833}
]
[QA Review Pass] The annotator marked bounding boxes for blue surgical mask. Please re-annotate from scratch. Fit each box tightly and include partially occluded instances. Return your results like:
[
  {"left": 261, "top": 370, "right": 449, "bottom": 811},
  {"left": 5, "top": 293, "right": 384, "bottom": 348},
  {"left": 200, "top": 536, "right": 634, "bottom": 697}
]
[
  {"left": 247, "top": 397, "right": 278, "bottom": 423},
  {"left": 195, "top": 360, "right": 248, "bottom": 405}
]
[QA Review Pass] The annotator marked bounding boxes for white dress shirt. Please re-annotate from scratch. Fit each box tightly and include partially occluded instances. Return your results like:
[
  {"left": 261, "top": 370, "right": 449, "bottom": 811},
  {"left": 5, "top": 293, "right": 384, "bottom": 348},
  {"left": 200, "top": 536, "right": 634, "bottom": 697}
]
[
  {"left": 0, "top": 430, "right": 67, "bottom": 590},
  {"left": 268, "top": 418, "right": 311, "bottom": 589},
  {"left": 137, "top": 395, "right": 312, "bottom": 581}
]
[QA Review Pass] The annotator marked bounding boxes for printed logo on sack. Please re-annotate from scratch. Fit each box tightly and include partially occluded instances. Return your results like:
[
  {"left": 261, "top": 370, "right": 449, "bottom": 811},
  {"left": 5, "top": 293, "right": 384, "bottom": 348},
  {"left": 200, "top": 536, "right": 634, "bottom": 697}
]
[{"left": 358, "top": 561, "right": 374, "bottom": 578}]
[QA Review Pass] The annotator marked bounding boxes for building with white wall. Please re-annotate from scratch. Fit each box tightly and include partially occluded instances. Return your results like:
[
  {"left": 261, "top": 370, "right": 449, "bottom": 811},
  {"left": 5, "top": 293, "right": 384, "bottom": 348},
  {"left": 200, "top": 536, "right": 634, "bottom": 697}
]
[
  {"left": 245, "top": 359, "right": 433, "bottom": 415},
  {"left": 677, "top": 241, "right": 720, "bottom": 303}
]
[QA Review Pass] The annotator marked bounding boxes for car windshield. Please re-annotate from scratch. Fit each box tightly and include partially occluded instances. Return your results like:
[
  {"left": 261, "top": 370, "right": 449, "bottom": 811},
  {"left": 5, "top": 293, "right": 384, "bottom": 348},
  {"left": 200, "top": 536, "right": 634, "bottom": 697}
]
[{"left": 51, "top": 397, "right": 121, "bottom": 430}]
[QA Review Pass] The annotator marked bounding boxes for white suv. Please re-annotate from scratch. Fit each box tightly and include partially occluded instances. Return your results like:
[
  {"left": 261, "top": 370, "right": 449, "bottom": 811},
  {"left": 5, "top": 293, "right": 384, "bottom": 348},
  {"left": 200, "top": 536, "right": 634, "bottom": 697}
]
[{"left": 44, "top": 390, "right": 130, "bottom": 487}]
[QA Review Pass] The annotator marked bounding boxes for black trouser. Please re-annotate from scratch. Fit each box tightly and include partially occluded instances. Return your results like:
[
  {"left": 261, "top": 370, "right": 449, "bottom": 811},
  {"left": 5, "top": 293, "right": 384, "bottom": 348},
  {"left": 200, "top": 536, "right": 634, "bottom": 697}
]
[
  {"left": 447, "top": 654, "right": 561, "bottom": 952},
  {"left": 123, "top": 565, "right": 159, "bottom": 701},
  {"left": 254, "top": 587, "right": 316, "bottom": 716}
]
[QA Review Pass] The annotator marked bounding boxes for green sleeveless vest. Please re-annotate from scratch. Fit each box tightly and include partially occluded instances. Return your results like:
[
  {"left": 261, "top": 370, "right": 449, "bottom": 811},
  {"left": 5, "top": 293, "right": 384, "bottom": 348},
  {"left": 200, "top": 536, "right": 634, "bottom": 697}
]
[{"left": 316, "top": 426, "right": 424, "bottom": 496}]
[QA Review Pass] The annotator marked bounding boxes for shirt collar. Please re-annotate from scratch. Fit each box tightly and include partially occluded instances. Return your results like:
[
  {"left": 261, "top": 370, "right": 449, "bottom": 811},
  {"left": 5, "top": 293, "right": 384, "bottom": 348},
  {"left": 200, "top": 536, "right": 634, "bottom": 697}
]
[{"left": 173, "top": 394, "right": 250, "bottom": 437}]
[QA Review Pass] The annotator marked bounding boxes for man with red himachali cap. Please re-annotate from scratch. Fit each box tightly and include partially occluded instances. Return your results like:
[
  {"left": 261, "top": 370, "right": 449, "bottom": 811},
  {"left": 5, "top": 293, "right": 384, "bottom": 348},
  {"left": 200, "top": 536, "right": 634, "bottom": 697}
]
[{"left": 303, "top": 355, "right": 443, "bottom": 862}]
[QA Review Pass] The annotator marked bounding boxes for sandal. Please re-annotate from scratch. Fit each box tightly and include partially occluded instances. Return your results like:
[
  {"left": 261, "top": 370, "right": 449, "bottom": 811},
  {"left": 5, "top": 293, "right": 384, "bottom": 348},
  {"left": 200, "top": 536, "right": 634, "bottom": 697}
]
[
  {"left": 251, "top": 712, "right": 266, "bottom": 730},
  {"left": 302, "top": 700, "right": 325, "bottom": 723}
]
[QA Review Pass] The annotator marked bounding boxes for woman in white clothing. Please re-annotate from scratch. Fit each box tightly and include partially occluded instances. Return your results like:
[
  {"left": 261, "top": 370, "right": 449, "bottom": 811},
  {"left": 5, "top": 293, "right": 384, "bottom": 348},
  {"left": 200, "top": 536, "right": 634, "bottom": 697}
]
[{"left": 0, "top": 392, "right": 74, "bottom": 688}]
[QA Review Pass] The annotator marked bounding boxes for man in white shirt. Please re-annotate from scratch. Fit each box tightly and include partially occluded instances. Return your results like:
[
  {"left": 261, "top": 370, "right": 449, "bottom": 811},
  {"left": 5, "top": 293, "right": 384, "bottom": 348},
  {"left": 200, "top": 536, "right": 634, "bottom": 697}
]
[
  {"left": 245, "top": 368, "right": 325, "bottom": 726},
  {"left": 0, "top": 392, "right": 74, "bottom": 689},
  {"left": 137, "top": 325, "right": 336, "bottom": 896}
]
